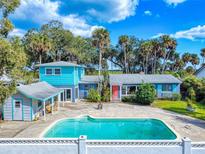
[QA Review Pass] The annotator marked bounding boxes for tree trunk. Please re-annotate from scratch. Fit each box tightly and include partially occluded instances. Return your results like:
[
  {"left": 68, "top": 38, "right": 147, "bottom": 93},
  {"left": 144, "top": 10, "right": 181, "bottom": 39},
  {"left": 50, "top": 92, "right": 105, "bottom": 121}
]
[
  {"left": 161, "top": 50, "right": 171, "bottom": 73},
  {"left": 153, "top": 50, "right": 157, "bottom": 74},
  {"left": 98, "top": 47, "right": 102, "bottom": 95},
  {"left": 39, "top": 52, "right": 42, "bottom": 64},
  {"left": 123, "top": 43, "right": 127, "bottom": 73}
]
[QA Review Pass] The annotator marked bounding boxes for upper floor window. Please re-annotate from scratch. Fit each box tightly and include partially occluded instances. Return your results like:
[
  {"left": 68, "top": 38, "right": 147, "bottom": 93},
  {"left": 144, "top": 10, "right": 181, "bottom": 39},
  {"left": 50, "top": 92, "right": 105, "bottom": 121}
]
[
  {"left": 162, "top": 84, "right": 172, "bottom": 91},
  {"left": 54, "top": 68, "right": 61, "bottom": 75},
  {"left": 46, "top": 68, "right": 52, "bottom": 75}
]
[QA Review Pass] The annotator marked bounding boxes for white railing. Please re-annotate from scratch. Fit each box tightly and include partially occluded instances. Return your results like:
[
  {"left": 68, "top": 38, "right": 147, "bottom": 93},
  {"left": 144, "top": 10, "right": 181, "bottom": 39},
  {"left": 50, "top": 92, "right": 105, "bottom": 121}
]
[{"left": 0, "top": 136, "right": 204, "bottom": 154}]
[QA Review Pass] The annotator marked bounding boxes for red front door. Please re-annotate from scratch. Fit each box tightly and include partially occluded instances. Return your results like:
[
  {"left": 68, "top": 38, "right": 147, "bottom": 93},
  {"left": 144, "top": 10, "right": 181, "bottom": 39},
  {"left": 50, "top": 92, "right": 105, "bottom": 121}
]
[{"left": 112, "top": 85, "right": 119, "bottom": 100}]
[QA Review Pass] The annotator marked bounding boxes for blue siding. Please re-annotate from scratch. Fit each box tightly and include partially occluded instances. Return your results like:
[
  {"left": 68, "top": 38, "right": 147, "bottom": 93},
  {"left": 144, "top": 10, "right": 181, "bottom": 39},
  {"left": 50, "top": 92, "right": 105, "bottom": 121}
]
[
  {"left": 172, "top": 84, "right": 180, "bottom": 93},
  {"left": 79, "top": 84, "right": 97, "bottom": 99},
  {"left": 39, "top": 66, "right": 85, "bottom": 87},
  {"left": 39, "top": 66, "right": 75, "bottom": 86},
  {"left": 74, "top": 67, "right": 78, "bottom": 85},
  {"left": 78, "top": 67, "right": 85, "bottom": 81}
]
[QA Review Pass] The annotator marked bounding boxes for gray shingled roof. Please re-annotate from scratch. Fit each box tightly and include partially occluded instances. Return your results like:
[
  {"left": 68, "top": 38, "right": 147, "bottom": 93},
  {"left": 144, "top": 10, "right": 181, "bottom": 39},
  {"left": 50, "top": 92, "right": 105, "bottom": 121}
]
[
  {"left": 17, "top": 82, "right": 63, "bottom": 101},
  {"left": 109, "top": 74, "right": 182, "bottom": 85},
  {"left": 79, "top": 75, "right": 103, "bottom": 84},
  {"left": 195, "top": 65, "right": 205, "bottom": 75},
  {"left": 36, "top": 61, "right": 83, "bottom": 67}
]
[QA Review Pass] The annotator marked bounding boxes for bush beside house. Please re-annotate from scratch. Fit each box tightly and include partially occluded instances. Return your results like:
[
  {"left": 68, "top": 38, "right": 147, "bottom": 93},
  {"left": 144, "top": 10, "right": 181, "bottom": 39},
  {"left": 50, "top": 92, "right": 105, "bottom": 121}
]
[
  {"left": 135, "top": 83, "right": 156, "bottom": 105},
  {"left": 87, "top": 89, "right": 101, "bottom": 102}
]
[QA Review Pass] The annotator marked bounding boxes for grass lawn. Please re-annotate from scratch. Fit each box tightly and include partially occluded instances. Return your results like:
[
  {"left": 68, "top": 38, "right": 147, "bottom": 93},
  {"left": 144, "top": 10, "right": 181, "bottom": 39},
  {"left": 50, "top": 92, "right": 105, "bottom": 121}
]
[{"left": 152, "top": 100, "right": 205, "bottom": 120}]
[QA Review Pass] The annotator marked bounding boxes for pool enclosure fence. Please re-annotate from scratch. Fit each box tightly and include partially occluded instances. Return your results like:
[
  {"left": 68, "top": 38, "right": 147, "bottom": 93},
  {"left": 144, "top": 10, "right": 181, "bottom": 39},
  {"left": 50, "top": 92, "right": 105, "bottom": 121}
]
[{"left": 0, "top": 136, "right": 204, "bottom": 154}]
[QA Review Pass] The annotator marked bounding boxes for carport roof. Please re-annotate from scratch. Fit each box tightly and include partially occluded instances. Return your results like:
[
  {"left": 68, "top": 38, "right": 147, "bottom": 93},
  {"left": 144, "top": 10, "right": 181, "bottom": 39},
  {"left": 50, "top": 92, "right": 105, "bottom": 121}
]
[{"left": 17, "top": 81, "right": 63, "bottom": 101}]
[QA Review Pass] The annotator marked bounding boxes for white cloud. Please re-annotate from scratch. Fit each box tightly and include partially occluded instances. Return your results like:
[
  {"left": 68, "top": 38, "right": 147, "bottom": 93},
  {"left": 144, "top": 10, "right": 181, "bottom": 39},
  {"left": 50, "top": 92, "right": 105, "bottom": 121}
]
[
  {"left": 85, "top": 0, "right": 139, "bottom": 23},
  {"left": 12, "top": 0, "right": 102, "bottom": 37},
  {"left": 164, "top": 0, "right": 187, "bottom": 6},
  {"left": 172, "top": 25, "right": 205, "bottom": 40},
  {"left": 152, "top": 33, "right": 166, "bottom": 38},
  {"left": 144, "top": 10, "right": 152, "bottom": 16},
  {"left": 152, "top": 25, "right": 205, "bottom": 41},
  {"left": 9, "top": 28, "right": 26, "bottom": 37}
]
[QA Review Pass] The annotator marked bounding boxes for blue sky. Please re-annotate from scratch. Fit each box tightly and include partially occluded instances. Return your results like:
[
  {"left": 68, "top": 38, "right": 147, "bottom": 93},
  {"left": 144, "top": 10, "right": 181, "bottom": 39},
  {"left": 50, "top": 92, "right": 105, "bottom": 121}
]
[{"left": 9, "top": 0, "right": 205, "bottom": 59}]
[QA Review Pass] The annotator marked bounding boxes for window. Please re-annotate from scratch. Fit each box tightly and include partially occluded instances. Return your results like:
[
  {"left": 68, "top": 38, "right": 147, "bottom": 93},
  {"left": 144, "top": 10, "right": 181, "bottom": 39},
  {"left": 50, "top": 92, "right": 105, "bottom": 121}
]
[
  {"left": 46, "top": 68, "right": 52, "bottom": 75},
  {"left": 127, "top": 86, "right": 136, "bottom": 95},
  {"left": 122, "top": 86, "right": 126, "bottom": 95},
  {"left": 15, "top": 101, "right": 21, "bottom": 108},
  {"left": 162, "top": 84, "right": 172, "bottom": 91},
  {"left": 38, "top": 101, "right": 42, "bottom": 108},
  {"left": 54, "top": 68, "right": 61, "bottom": 75},
  {"left": 84, "top": 85, "right": 89, "bottom": 90}
]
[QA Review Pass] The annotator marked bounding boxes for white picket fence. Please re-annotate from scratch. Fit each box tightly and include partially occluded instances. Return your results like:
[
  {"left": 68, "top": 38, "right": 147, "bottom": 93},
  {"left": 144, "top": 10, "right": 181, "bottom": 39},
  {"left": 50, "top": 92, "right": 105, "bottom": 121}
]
[{"left": 0, "top": 136, "right": 204, "bottom": 154}]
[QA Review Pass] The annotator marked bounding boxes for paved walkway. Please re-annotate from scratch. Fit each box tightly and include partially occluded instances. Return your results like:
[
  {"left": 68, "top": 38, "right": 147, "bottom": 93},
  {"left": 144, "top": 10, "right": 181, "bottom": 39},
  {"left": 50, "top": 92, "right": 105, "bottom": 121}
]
[{"left": 0, "top": 102, "right": 205, "bottom": 141}]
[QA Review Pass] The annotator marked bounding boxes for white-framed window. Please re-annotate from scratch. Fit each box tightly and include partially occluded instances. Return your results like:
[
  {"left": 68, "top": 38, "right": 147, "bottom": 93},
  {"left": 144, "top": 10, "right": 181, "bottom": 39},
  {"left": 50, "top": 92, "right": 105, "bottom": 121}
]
[
  {"left": 15, "top": 101, "right": 21, "bottom": 108},
  {"left": 45, "top": 68, "right": 53, "bottom": 75},
  {"left": 54, "top": 68, "right": 61, "bottom": 75},
  {"left": 122, "top": 86, "right": 127, "bottom": 95},
  {"left": 162, "top": 84, "right": 172, "bottom": 91},
  {"left": 127, "top": 86, "right": 137, "bottom": 95}
]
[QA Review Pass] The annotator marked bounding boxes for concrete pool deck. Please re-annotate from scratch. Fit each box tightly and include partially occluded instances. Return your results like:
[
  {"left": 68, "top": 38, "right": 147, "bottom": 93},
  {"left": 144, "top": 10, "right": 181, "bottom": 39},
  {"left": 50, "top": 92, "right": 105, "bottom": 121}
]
[{"left": 0, "top": 102, "right": 205, "bottom": 141}]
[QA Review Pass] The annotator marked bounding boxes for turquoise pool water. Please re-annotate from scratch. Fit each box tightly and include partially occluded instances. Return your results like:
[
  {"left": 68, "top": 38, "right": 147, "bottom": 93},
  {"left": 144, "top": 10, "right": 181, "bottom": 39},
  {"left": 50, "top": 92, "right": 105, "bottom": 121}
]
[{"left": 44, "top": 116, "right": 177, "bottom": 140}]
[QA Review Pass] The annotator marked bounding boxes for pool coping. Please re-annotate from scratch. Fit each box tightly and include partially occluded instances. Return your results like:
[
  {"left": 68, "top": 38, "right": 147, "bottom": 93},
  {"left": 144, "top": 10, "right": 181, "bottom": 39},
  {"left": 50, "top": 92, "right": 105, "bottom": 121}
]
[{"left": 39, "top": 114, "right": 181, "bottom": 141}]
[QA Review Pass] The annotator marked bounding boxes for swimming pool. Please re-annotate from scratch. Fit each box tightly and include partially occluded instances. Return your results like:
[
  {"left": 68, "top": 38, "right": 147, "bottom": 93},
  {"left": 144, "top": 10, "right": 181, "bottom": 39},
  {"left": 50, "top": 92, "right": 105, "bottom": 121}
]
[{"left": 44, "top": 116, "right": 177, "bottom": 140}]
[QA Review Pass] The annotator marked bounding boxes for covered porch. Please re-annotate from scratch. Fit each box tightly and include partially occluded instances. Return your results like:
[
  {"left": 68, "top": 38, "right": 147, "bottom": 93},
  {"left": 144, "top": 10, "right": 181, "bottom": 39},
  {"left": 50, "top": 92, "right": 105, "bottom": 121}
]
[{"left": 17, "top": 81, "right": 64, "bottom": 121}]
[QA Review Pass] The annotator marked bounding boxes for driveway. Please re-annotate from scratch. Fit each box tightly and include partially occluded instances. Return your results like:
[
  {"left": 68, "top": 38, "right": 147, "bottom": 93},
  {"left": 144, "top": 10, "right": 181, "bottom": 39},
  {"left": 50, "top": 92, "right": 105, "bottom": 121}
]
[{"left": 0, "top": 102, "right": 205, "bottom": 141}]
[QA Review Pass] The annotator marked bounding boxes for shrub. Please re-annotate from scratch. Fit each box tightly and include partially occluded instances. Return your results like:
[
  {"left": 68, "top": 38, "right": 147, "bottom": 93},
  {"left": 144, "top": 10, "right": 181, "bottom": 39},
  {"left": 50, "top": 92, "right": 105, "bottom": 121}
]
[
  {"left": 135, "top": 83, "right": 156, "bottom": 105},
  {"left": 122, "top": 96, "right": 135, "bottom": 103},
  {"left": 171, "top": 93, "right": 182, "bottom": 101},
  {"left": 87, "top": 89, "right": 101, "bottom": 102}
]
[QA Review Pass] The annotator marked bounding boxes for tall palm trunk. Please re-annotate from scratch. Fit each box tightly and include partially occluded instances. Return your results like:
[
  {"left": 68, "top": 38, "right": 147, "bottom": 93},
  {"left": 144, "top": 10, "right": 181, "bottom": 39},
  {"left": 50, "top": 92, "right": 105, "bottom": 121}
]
[
  {"left": 123, "top": 43, "right": 127, "bottom": 73},
  {"left": 153, "top": 50, "right": 157, "bottom": 74},
  {"left": 39, "top": 50, "right": 42, "bottom": 64},
  {"left": 98, "top": 46, "right": 102, "bottom": 95}
]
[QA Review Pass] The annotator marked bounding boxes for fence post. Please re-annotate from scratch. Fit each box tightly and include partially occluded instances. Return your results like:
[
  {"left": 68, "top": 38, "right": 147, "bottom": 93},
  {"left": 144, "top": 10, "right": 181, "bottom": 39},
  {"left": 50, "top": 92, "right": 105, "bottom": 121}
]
[
  {"left": 182, "top": 137, "right": 192, "bottom": 154},
  {"left": 78, "top": 135, "right": 87, "bottom": 154}
]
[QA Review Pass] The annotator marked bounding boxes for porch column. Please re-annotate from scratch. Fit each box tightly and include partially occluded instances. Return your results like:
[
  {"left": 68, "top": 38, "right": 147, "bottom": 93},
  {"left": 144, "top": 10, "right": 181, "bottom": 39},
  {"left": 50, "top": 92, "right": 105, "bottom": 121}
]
[
  {"left": 110, "top": 84, "right": 112, "bottom": 101},
  {"left": 43, "top": 100, "right": 46, "bottom": 120},
  {"left": 119, "top": 85, "right": 122, "bottom": 101},
  {"left": 51, "top": 97, "right": 54, "bottom": 115},
  {"left": 58, "top": 93, "right": 60, "bottom": 111}
]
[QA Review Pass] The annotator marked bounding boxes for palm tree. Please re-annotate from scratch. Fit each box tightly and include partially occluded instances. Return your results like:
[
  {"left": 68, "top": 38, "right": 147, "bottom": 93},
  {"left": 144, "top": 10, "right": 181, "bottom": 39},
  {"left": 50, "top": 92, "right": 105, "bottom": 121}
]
[
  {"left": 150, "top": 39, "right": 161, "bottom": 74},
  {"left": 140, "top": 41, "right": 153, "bottom": 74},
  {"left": 186, "top": 66, "right": 195, "bottom": 75},
  {"left": 182, "top": 52, "right": 192, "bottom": 64},
  {"left": 119, "top": 35, "right": 129, "bottom": 73},
  {"left": 92, "top": 28, "right": 110, "bottom": 93},
  {"left": 190, "top": 54, "right": 200, "bottom": 70},
  {"left": 160, "top": 35, "right": 177, "bottom": 73},
  {"left": 30, "top": 33, "right": 52, "bottom": 64},
  {"left": 200, "top": 48, "right": 205, "bottom": 64}
]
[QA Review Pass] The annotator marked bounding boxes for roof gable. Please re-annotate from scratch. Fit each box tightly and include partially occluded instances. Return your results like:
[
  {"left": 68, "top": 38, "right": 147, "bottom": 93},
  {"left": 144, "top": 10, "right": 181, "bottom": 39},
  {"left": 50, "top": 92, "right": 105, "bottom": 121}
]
[{"left": 36, "top": 61, "right": 83, "bottom": 67}]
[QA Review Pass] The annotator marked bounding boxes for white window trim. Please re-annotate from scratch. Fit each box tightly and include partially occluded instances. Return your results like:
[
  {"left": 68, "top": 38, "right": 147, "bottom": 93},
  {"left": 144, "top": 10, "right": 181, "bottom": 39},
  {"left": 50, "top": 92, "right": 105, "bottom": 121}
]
[
  {"left": 121, "top": 85, "right": 137, "bottom": 96},
  {"left": 45, "top": 68, "right": 53, "bottom": 76},
  {"left": 45, "top": 68, "right": 62, "bottom": 76},
  {"left": 14, "top": 100, "right": 22, "bottom": 108},
  {"left": 54, "top": 68, "right": 61, "bottom": 76}
]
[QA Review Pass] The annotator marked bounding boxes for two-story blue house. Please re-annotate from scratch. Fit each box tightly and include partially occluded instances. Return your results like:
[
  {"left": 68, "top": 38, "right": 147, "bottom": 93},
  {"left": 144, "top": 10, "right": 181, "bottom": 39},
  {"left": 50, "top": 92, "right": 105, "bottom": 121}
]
[
  {"left": 36, "top": 61, "right": 85, "bottom": 103},
  {"left": 3, "top": 61, "right": 182, "bottom": 121}
]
